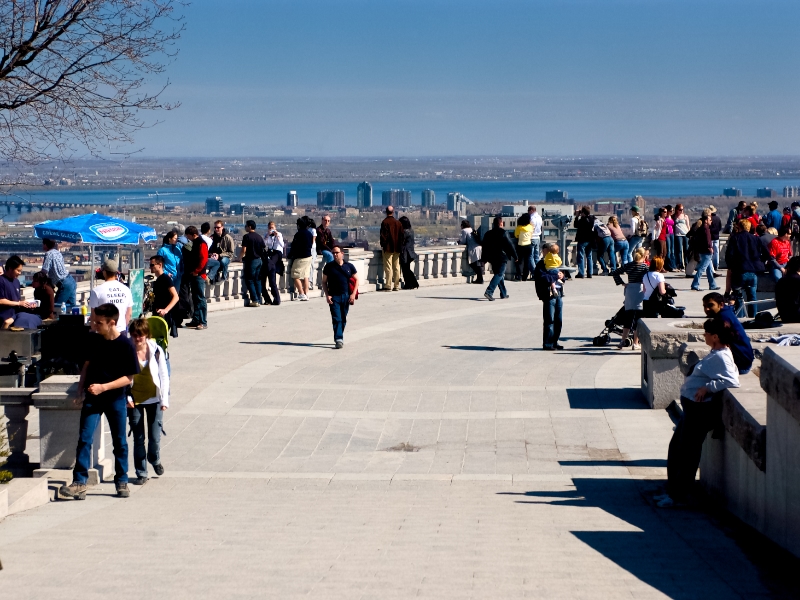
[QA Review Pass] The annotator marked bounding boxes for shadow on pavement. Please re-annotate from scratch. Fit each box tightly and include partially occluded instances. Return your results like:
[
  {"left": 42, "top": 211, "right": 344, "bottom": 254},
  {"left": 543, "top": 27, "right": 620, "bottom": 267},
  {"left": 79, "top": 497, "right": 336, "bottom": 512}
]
[
  {"left": 558, "top": 458, "right": 667, "bottom": 468},
  {"left": 239, "top": 341, "right": 333, "bottom": 348},
  {"left": 443, "top": 345, "right": 535, "bottom": 352},
  {"left": 499, "top": 478, "right": 800, "bottom": 599},
  {"left": 567, "top": 388, "right": 648, "bottom": 409},
  {"left": 421, "top": 296, "right": 485, "bottom": 301}
]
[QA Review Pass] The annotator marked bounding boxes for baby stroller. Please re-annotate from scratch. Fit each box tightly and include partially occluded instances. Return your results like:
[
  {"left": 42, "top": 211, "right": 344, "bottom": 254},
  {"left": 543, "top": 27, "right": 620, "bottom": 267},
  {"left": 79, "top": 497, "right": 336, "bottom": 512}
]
[{"left": 593, "top": 305, "right": 630, "bottom": 347}]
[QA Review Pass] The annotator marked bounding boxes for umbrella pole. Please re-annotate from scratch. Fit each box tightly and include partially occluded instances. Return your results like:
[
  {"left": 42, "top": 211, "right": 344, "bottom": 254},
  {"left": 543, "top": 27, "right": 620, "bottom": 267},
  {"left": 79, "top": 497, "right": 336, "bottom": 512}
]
[{"left": 90, "top": 246, "right": 95, "bottom": 292}]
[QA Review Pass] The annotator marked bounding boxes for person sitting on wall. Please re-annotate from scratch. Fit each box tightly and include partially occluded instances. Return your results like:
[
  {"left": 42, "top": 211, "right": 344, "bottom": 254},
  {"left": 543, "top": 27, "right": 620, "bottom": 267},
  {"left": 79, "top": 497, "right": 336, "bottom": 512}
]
[
  {"left": 0, "top": 255, "right": 41, "bottom": 329},
  {"left": 30, "top": 271, "right": 55, "bottom": 320}
]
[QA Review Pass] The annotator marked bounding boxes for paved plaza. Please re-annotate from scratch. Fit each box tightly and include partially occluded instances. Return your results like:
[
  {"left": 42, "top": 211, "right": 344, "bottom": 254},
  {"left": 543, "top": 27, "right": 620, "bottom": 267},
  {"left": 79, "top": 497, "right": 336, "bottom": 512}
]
[{"left": 0, "top": 275, "right": 793, "bottom": 598}]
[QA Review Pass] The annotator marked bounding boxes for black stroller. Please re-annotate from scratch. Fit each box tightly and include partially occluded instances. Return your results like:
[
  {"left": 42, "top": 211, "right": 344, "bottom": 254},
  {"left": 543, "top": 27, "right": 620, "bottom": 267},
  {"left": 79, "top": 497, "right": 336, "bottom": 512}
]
[{"left": 592, "top": 286, "right": 685, "bottom": 347}]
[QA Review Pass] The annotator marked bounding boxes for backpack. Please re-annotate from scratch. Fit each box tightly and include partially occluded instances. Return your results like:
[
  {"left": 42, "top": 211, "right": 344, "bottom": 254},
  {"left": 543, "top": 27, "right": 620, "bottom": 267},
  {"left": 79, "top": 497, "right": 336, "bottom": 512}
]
[
  {"left": 636, "top": 217, "right": 648, "bottom": 237},
  {"left": 471, "top": 227, "right": 482, "bottom": 245}
]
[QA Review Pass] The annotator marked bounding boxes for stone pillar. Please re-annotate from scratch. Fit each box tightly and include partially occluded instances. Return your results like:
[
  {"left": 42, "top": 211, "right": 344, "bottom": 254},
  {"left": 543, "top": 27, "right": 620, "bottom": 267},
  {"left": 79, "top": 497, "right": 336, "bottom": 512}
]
[
  {"left": 0, "top": 388, "right": 36, "bottom": 476},
  {"left": 32, "top": 375, "right": 109, "bottom": 483},
  {"left": 421, "top": 253, "right": 431, "bottom": 281}
]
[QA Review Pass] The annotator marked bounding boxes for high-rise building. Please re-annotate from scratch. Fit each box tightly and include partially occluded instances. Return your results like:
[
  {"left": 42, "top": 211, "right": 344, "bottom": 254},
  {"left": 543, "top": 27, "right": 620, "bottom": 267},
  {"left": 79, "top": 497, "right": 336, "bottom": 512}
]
[
  {"left": 447, "top": 192, "right": 468, "bottom": 216},
  {"left": 783, "top": 186, "right": 798, "bottom": 198},
  {"left": 317, "top": 190, "right": 345, "bottom": 207},
  {"left": 723, "top": 188, "right": 742, "bottom": 197},
  {"left": 757, "top": 188, "right": 778, "bottom": 199},
  {"left": 229, "top": 203, "right": 246, "bottom": 215},
  {"left": 357, "top": 182, "right": 373, "bottom": 208},
  {"left": 287, "top": 191, "right": 298, "bottom": 207},
  {"left": 382, "top": 189, "right": 411, "bottom": 207},
  {"left": 545, "top": 190, "right": 568, "bottom": 201},
  {"left": 421, "top": 189, "right": 436, "bottom": 207},
  {"left": 205, "top": 196, "right": 223, "bottom": 214}
]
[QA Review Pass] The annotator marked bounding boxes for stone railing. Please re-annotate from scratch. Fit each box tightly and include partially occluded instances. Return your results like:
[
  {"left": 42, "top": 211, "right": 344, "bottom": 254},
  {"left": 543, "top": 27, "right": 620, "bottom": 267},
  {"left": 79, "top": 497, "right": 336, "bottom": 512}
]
[{"left": 698, "top": 346, "right": 800, "bottom": 559}]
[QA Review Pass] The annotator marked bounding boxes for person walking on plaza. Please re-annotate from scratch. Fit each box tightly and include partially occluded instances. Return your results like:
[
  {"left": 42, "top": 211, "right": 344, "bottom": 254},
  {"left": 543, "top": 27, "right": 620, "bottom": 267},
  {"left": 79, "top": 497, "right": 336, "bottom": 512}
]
[
  {"left": 157, "top": 231, "right": 183, "bottom": 282},
  {"left": 533, "top": 244, "right": 565, "bottom": 350},
  {"left": 513, "top": 212, "right": 534, "bottom": 281},
  {"left": 183, "top": 226, "right": 209, "bottom": 329},
  {"left": 321, "top": 245, "right": 357, "bottom": 349},
  {"left": 399, "top": 215, "right": 419, "bottom": 289},
  {"left": 628, "top": 206, "right": 646, "bottom": 261},
  {"left": 530, "top": 205, "right": 543, "bottom": 267},
  {"left": 709, "top": 205, "right": 722, "bottom": 273},
  {"left": 239, "top": 220, "right": 266, "bottom": 307},
  {"left": 59, "top": 303, "right": 139, "bottom": 500},
  {"left": 482, "top": 216, "right": 517, "bottom": 301},
  {"left": 724, "top": 220, "right": 768, "bottom": 318},
  {"left": 289, "top": 217, "right": 314, "bottom": 300},
  {"left": 149, "top": 256, "right": 180, "bottom": 337},
  {"left": 460, "top": 220, "right": 484, "bottom": 284},
  {"left": 690, "top": 212, "right": 719, "bottom": 292},
  {"left": 209, "top": 220, "right": 235, "bottom": 282},
  {"left": 380, "top": 205, "right": 404, "bottom": 291},
  {"left": 672, "top": 204, "right": 690, "bottom": 270},
  {"left": 574, "top": 206, "right": 596, "bottom": 278},
  {"left": 606, "top": 216, "right": 628, "bottom": 268},
  {"left": 126, "top": 318, "right": 170, "bottom": 485},
  {"left": 89, "top": 259, "right": 133, "bottom": 333},
  {"left": 42, "top": 239, "right": 77, "bottom": 308},
  {"left": 261, "top": 221, "right": 285, "bottom": 306}
]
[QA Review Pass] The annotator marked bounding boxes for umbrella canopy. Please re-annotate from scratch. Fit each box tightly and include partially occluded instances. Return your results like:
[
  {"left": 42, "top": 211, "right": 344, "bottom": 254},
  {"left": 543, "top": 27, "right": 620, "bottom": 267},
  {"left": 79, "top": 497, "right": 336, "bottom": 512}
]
[{"left": 34, "top": 213, "right": 157, "bottom": 245}]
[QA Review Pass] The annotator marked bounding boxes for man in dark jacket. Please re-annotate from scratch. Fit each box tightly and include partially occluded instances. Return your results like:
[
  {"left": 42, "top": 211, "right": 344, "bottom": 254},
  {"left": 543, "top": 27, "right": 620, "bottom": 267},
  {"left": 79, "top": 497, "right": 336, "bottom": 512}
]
[
  {"left": 691, "top": 212, "right": 719, "bottom": 292},
  {"left": 379, "top": 206, "right": 404, "bottom": 291},
  {"left": 481, "top": 216, "right": 517, "bottom": 301},
  {"left": 533, "top": 245, "right": 565, "bottom": 350},
  {"left": 724, "top": 219, "right": 769, "bottom": 317},
  {"left": 573, "top": 206, "right": 596, "bottom": 278},
  {"left": 316, "top": 214, "right": 336, "bottom": 265},
  {"left": 709, "top": 205, "right": 723, "bottom": 272}
]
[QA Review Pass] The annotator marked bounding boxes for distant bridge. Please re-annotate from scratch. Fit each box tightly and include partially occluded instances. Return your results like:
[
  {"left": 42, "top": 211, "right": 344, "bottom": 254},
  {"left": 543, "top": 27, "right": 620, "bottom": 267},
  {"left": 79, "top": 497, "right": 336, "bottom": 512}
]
[{"left": 0, "top": 200, "right": 112, "bottom": 213}]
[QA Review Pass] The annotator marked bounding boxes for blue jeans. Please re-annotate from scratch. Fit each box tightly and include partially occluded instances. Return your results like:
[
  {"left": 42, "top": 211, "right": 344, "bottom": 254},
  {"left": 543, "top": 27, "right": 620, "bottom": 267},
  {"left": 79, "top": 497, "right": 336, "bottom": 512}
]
[
  {"left": 712, "top": 240, "right": 720, "bottom": 270},
  {"left": 665, "top": 234, "right": 676, "bottom": 270},
  {"left": 55, "top": 274, "right": 77, "bottom": 308},
  {"left": 577, "top": 242, "right": 595, "bottom": 276},
  {"left": 735, "top": 271, "right": 758, "bottom": 318},
  {"left": 243, "top": 258, "right": 263, "bottom": 305},
  {"left": 596, "top": 236, "right": 614, "bottom": 272},
  {"left": 128, "top": 403, "right": 163, "bottom": 478},
  {"left": 190, "top": 275, "right": 207, "bottom": 325},
  {"left": 329, "top": 293, "right": 350, "bottom": 341},
  {"left": 614, "top": 239, "right": 629, "bottom": 266},
  {"left": 674, "top": 236, "right": 689, "bottom": 268},
  {"left": 206, "top": 258, "right": 221, "bottom": 282},
  {"left": 628, "top": 236, "right": 643, "bottom": 261},
  {"left": 485, "top": 261, "right": 508, "bottom": 298},
  {"left": 531, "top": 238, "right": 541, "bottom": 267},
  {"left": 691, "top": 253, "right": 717, "bottom": 290},
  {"left": 73, "top": 395, "right": 128, "bottom": 484},
  {"left": 219, "top": 256, "right": 230, "bottom": 280},
  {"left": 771, "top": 265, "right": 786, "bottom": 282},
  {"left": 542, "top": 293, "right": 563, "bottom": 349},
  {"left": 321, "top": 250, "right": 334, "bottom": 264}
]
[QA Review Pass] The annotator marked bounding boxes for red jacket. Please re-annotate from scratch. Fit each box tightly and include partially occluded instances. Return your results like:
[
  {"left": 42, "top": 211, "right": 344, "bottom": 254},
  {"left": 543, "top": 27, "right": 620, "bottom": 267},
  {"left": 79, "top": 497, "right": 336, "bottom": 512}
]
[{"left": 186, "top": 237, "right": 209, "bottom": 278}]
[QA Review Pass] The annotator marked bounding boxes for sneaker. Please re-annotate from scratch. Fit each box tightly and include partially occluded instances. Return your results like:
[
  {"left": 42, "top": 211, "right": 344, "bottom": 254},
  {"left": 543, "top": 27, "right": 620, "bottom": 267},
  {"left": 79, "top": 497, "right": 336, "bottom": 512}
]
[
  {"left": 153, "top": 464, "right": 165, "bottom": 476},
  {"left": 185, "top": 321, "right": 201, "bottom": 328},
  {"left": 483, "top": 292, "right": 494, "bottom": 301},
  {"left": 116, "top": 482, "right": 130, "bottom": 498},
  {"left": 691, "top": 287, "right": 700, "bottom": 291},
  {"left": 194, "top": 324, "right": 207, "bottom": 330},
  {"left": 587, "top": 274, "right": 593, "bottom": 279},
  {"left": 632, "top": 343, "right": 641, "bottom": 351},
  {"left": 59, "top": 481, "right": 87, "bottom": 500},
  {"left": 575, "top": 274, "right": 584, "bottom": 279},
  {"left": 299, "top": 294, "right": 308, "bottom": 301},
  {"left": 500, "top": 294, "right": 510, "bottom": 299},
  {"left": 129, "top": 476, "right": 148, "bottom": 486},
  {"left": 542, "top": 346, "right": 556, "bottom": 351},
  {"left": 709, "top": 286, "right": 721, "bottom": 291},
  {"left": 554, "top": 344, "right": 564, "bottom": 350},
  {"left": 335, "top": 340, "right": 344, "bottom": 349},
  {"left": 392, "top": 287, "right": 400, "bottom": 291}
]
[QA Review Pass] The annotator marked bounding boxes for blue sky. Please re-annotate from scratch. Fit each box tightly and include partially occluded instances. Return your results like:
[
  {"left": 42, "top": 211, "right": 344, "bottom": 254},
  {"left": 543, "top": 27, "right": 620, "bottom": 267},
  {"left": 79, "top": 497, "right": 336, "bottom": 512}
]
[{"left": 133, "top": 0, "right": 800, "bottom": 157}]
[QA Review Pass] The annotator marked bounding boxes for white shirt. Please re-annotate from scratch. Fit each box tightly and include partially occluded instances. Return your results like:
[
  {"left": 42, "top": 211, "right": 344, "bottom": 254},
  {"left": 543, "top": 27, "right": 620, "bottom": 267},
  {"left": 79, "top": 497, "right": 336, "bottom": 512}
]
[
  {"left": 642, "top": 271, "right": 665, "bottom": 300},
  {"left": 89, "top": 280, "right": 134, "bottom": 332},
  {"left": 531, "top": 212, "right": 543, "bottom": 237},
  {"left": 265, "top": 230, "right": 285, "bottom": 252}
]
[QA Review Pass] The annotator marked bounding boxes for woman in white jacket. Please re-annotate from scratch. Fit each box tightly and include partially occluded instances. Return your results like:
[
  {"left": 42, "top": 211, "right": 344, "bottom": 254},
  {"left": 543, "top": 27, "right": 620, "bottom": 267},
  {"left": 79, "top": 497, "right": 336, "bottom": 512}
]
[
  {"left": 126, "top": 318, "right": 170, "bottom": 485},
  {"left": 460, "top": 220, "right": 484, "bottom": 284},
  {"left": 657, "top": 317, "right": 739, "bottom": 508}
]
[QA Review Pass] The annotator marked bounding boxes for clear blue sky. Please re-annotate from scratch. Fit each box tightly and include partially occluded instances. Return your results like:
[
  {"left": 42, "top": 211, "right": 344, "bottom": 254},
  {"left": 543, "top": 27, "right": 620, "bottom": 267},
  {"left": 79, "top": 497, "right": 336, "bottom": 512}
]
[{"left": 133, "top": 0, "right": 800, "bottom": 157}]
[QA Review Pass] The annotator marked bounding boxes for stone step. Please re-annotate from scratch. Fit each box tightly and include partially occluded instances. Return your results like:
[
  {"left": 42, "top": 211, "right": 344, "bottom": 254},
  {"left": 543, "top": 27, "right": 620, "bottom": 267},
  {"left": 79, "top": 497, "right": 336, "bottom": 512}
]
[{"left": 0, "top": 477, "right": 49, "bottom": 518}]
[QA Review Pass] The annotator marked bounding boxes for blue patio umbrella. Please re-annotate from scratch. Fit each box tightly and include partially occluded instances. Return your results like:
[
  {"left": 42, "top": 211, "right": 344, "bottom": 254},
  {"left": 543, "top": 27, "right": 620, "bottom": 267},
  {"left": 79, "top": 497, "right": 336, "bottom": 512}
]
[
  {"left": 34, "top": 213, "right": 158, "bottom": 290},
  {"left": 33, "top": 213, "right": 157, "bottom": 245}
]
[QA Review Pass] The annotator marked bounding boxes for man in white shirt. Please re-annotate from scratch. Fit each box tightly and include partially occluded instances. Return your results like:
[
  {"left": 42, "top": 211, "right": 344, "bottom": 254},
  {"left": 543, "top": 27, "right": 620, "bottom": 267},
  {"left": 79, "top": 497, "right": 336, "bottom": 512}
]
[
  {"left": 529, "top": 206, "right": 544, "bottom": 266},
  {"left": 89, "top": 259, "right": 133, "bottom": 333}
]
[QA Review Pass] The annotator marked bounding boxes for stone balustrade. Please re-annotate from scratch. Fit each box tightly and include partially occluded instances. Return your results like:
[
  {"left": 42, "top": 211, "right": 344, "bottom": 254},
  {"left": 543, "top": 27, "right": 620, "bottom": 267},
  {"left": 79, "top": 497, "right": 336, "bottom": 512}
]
[{"left": 698, "top": 346, "right": 800, "bottom": 559}]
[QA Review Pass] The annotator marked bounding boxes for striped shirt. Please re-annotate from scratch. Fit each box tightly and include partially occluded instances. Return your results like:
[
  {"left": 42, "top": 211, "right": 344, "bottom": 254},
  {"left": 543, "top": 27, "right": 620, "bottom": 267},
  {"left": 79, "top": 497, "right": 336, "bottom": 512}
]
[
  {"left": 613, "top": 261, "right": 649, "bottom": 285},
  {"left": 42, "top": 249, "right": 69, "bottom": 284}
]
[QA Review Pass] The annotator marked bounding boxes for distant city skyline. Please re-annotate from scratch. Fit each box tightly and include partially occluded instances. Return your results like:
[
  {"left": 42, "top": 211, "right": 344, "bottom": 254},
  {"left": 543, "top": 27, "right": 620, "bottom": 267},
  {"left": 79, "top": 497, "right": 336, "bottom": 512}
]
[{"left": 125, "top": 0, "right": 800, "bottom": 158}]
